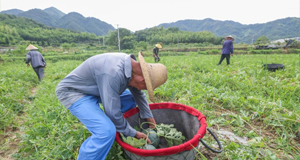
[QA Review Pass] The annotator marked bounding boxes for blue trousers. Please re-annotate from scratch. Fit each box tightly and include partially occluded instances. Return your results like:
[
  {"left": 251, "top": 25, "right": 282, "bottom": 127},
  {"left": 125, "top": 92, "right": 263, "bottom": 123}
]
[{"left": 68, "top": 90, "right": 136, "bottom": 160}]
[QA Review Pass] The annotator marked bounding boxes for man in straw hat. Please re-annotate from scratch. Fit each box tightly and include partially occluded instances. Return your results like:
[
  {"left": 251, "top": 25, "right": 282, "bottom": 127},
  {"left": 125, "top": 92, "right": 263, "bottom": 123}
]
[
  {"left": 218, "top": 35, "right": 234, "bottom": 65},
  {"left": 153, "top": 43, "right": 162, "bottom": 62},
  {"left": 25, "top": 44, "right": 46, "bottom": 81},
  {"left": 56, "top": 52, "right": 167, "bottom": 159}
]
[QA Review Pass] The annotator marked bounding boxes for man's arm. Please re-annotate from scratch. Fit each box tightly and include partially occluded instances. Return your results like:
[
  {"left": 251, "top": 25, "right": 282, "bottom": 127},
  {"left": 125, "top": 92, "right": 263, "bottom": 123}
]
[
  {"left": 97, "top": 79, "right": 151, "bottom": 142},
  {"left": 96, "top": 75, "right": 137, "bottom": 137},
  {"left": 230, "top": 41, "right": 234, "bottom": 54},
  {"left": 41, "top": 53, "right": 46, "bottom": 67},
  {"left": 129, "top": 87, "right": 156, "bottom": 128},
  {"left": 25, "top": 52, "right": 31, "bottom": 66}
]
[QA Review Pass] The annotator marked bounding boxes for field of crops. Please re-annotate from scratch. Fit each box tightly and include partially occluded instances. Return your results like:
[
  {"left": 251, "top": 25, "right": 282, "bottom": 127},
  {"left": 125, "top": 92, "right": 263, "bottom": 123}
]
[{"left": 1, "top": 52, "right": 300, "bottom": 159}]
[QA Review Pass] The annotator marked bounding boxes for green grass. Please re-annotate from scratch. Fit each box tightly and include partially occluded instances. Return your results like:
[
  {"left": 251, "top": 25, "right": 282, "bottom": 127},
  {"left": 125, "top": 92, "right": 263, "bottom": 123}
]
[
  {"left": 0, "top": 62, "right": 37, "bottom": 131},
  {"left": 1, "top": 53, "right": 300, "bottom": 159}
]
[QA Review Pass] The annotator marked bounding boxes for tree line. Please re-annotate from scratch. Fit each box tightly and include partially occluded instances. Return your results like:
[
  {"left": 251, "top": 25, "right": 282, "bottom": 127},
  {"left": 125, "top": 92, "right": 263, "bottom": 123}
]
[{"left": 106, "top": 27, "right": 223, "bottom": 50}]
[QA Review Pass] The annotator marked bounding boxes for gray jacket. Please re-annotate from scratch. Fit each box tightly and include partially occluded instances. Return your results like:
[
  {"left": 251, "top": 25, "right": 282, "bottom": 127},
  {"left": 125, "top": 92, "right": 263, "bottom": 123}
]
[
  {"left": 56, "top": 53, "right": 153, "bottom": 137},
  {"left": 26, "top": 50, "right": 46, "bottom": 68}
]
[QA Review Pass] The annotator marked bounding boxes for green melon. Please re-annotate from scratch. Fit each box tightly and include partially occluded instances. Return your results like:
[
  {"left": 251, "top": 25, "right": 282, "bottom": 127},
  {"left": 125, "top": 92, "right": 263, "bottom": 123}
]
[
  {"left": 142, "top": 128, "right": 159, "bottom": 148},
  {"left": 142, "top": 144, "right": 156, "bottom": 150}
]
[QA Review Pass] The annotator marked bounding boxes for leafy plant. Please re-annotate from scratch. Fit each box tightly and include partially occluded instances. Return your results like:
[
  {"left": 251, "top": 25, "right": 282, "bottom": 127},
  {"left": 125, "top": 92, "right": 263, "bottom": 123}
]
[
  {"left": 120, "top": 133, "right": 146, "bottom": 148},
  {"left": 156, "top": 123, "right": 186, "bottom": 147},
  {"left": 2, "top": 52, "right": 300, "bottom": 159}
]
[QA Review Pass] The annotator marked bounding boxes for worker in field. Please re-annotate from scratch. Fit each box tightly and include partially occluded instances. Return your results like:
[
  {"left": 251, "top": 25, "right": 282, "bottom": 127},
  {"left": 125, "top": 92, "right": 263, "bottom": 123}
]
[
  {"left": 218, "top": 35, "right": 234, "bottom": 65},
  {"left": 25, "top": 44, "right": 46, "bottom": 81},
  {"left": 56, "top": 52, "right": 167, "bottom": 160},
  {"left": 153, "top": 43, "right": 162, "bottom": 62}
]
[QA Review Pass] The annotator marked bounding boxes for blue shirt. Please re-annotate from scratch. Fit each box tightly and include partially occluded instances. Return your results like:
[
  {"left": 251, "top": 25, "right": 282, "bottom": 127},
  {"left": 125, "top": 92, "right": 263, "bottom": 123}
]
[
  {"left": 26, "top": 50, "right": 46, "bottom": 68},
  {"left": 56, "top": 53, "right": 153, "bottom": 137},
  {"left": 221, "top": 39, "right": 234, "bottom": 54}
]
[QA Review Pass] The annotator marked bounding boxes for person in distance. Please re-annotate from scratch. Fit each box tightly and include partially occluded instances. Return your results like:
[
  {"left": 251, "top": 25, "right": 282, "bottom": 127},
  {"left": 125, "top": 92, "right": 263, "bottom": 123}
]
[
  {"left": 25, "top": 44, "right": 46, "bottom": 81},
  {"left": 218, "top": 35, "right": 234, "bottom": 65},
  {"left": 153, "top": 43, "right": 162, "bottom": 62}
]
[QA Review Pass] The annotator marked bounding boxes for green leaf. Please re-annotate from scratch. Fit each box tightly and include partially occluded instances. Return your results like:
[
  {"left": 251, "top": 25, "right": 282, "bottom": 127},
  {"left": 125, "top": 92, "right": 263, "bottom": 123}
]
[{"left": 120, "top": 133, "right": 146, "bottom": 148}]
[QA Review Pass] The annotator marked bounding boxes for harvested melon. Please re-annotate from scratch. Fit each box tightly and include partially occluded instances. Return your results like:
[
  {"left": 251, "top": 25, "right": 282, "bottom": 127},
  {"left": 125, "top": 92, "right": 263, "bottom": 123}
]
[
  {"left": 142, "top": 128, "right": 160, "bottom": 148},
  {"left": 142, "top": 144, "right": 156, "bottom": 150}
]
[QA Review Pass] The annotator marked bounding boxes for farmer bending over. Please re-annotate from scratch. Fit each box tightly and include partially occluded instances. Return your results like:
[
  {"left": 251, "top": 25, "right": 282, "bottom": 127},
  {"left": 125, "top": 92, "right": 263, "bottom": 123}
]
[
  {"left": 153, "top": 44, "right": 162, "bottom": 62},
  {"left": 56, "top": 52, "right": 168, "bottom": 160}
]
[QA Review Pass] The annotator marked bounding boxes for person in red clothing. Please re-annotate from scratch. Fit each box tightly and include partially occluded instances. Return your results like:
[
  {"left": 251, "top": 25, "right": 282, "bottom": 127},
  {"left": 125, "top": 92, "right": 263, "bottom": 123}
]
[{"left": 218, "top": 35, "right": 234, "bottom": 65}]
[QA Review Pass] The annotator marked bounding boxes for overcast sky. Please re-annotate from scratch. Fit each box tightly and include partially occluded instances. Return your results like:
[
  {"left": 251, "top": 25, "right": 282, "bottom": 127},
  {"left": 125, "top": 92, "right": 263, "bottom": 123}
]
[{"left": 1, "top": 0, "right": 299, "bottom": 32}]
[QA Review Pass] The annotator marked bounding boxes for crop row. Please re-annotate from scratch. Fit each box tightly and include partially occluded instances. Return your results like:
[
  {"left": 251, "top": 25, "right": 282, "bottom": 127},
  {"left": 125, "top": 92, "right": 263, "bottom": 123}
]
[{"left": 1, "top": 53, "right": 299, "bottom": 159}]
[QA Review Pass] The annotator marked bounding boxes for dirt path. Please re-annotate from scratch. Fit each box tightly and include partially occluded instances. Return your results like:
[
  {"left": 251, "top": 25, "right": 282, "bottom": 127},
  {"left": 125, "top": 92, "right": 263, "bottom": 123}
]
[
  {"left": 0, "top": 87, "right": 37, "bottom": 160},
  {"left": 0, "top": 120, "right": 23, "bottom": 160}
]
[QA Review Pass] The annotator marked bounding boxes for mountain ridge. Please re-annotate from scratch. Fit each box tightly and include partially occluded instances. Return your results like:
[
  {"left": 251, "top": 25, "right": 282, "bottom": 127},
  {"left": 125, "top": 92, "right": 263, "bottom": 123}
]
[
  {"left": 43, "top": 7, "right": 65, "bottom": 20},
  {"left": 18, "top": 9, "right": 58, "bottom": 27},
  {"left": 1, "top": 7, "right": 299, "bottom": 43},
  {"left": 0, "top": 7, "right": 115, "bottom": 36},
  {"left": 157, "top": 17, "right": 300, "bottom": 43},
  {"left": 0, "top": 9, "right": 24, "bottom": 15}
]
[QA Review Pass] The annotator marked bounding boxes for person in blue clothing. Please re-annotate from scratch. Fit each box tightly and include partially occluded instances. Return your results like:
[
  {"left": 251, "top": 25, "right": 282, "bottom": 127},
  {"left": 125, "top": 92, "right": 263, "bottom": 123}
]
[
  {"left": 25, "top": 44, "right": 46, "bottom": 81},
  {"left": 218, "top": 35, "right": 234, "bottom": 65},
  {"left": 56, "top": 52, "right": 167, "bottom": 160}
]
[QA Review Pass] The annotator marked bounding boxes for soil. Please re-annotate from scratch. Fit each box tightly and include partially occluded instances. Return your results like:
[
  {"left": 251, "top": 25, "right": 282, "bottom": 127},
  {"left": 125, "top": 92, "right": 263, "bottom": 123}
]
[
  {"left": 198, "top": 147, "right": 219, "bottom": 160},
  {"left": 0, "top": 123, "right": 22, "bottom": 159},
  {"left": 0, "top": 87, "right": 37, "bottom": 159}
]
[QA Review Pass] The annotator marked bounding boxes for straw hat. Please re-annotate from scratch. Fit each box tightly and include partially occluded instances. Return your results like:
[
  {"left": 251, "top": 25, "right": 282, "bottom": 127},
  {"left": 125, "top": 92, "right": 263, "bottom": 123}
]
[
  {"left": 155, "top": 44, "right": 162, "bottom": 49},
  {"left": 138, "top": 52, "right": 167, "bottom": 103},
  {"left": 26, "top": 44, "right": 38, "bottom": 50},
  {"left": 226, "top": 35, "right": 234, "bottom": 41}
]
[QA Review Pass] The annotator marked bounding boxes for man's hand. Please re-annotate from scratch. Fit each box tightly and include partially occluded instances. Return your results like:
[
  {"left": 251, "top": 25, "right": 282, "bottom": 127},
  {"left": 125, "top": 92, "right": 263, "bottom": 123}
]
[
  {"left": 27, "top": 64, "right": 30, "bottom": 67},
  {"left": 146, "top": 118, "right": 156, "bottom": 129},
  {"left": 135, "top": 131, "right": 151, "bottom": 143},
  {"left": 231, "top": 54, "right": 233, "bottom": 57},
  {"left": 44, "top": 65, "right": 46, "bottom": 68}
]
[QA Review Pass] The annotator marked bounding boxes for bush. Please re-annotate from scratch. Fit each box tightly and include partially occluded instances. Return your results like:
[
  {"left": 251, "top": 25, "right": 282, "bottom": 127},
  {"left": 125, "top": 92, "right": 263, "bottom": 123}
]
[
  {"left": 197, "top": 50, "right": 208, "bottom": 55},
  {"left": 61, "top": 43, "right": 71, "bottom": 50}
]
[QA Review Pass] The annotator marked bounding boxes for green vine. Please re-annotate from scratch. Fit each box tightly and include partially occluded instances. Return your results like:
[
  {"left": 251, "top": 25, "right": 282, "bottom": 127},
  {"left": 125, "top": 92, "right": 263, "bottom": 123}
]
[
  {"left": 155, "top": 123, "right": 186, "bottom": 147},
  {"left": 120, "top": 133, "right": 146, "bottom": 149},
  {"left": 121, "top": 122, "right": 186, "bottom": 148}
]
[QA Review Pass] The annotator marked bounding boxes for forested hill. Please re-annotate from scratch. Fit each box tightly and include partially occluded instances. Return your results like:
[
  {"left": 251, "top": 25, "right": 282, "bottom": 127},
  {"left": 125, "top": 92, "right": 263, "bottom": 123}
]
[
  {"left": 0, "top": 7, "right": 115, "bottom": 36},
  {"left": 157, "top": 17, "right": 300, "bottom": 43},
  {"left": 0, "top": 9, "right": 23, "bottom": 15},
  {"left": 0, "top": 13, "right": 224, "bottom": 48},
  {"left": 0, "top": 14, "right": 100, "bottom": 46},
  {"left": 18, "top": 9, "right": 58, "bottom": 27}
]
